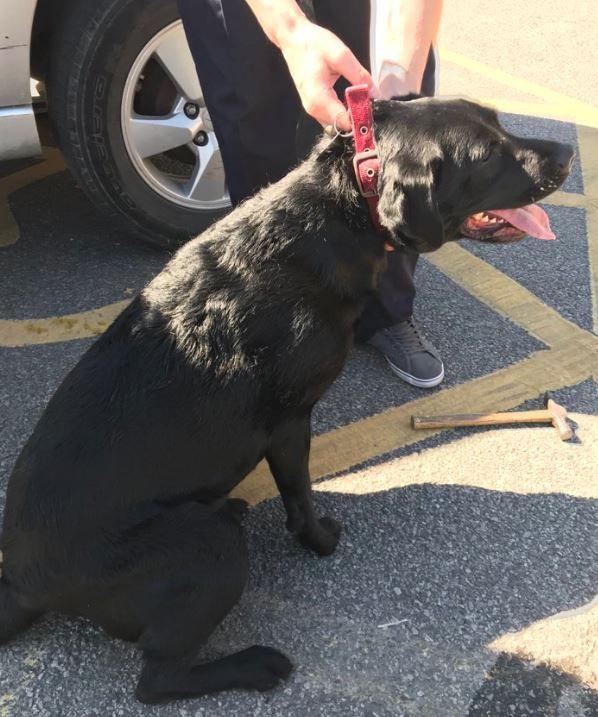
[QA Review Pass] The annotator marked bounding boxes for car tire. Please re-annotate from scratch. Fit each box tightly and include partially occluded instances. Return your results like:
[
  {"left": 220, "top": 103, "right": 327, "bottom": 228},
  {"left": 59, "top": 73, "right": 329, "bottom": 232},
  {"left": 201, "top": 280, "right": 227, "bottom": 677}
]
[{"left": 48, "top": 0, "right": 229, "bottom": 249}]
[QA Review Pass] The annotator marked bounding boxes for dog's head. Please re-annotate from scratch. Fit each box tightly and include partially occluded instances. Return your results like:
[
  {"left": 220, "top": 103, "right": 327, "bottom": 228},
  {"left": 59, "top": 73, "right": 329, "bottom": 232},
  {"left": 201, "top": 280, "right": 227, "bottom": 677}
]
[{"left": 373, "top": 97, "right": 574, "bottom": 252}]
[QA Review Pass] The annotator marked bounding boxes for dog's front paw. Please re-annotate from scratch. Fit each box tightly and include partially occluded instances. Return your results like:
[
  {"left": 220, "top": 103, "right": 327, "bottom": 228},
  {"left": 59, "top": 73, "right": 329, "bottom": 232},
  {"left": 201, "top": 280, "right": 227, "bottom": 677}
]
[
  {"left": 299, "top": 516, "right": 342, "bottom": 556},
  {"left": 223, "top": 498, "right": 250, "bottom": 524}
]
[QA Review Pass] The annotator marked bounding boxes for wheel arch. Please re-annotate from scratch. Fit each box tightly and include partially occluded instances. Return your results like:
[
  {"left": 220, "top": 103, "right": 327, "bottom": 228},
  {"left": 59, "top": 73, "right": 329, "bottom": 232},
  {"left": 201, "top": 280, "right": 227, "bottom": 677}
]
[{"left": 30, "top": 0, "right": 74, "bottom": 82}]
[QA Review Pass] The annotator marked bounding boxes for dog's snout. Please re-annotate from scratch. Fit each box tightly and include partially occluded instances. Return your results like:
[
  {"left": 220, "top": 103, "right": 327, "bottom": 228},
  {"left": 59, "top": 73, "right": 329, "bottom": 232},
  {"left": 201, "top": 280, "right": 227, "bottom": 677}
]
[{"left": 553, "top": 143, "right": 575, "bottom": 174}]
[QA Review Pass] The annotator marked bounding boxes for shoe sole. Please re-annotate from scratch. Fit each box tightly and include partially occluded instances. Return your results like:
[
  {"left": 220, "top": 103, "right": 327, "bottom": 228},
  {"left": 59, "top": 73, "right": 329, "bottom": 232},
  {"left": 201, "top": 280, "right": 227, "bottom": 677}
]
[{"left": 385, "top": 358, "right": 445, "bottom": 388}]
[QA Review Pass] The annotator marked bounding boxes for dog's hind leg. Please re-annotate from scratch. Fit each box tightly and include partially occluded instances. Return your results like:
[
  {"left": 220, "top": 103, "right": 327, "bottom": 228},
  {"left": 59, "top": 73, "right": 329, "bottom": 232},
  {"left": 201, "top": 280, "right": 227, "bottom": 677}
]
[
  {"left": 83, "top": 500, "right": 291, "bottom": 704},
  {"left": 0, "top": 578, "right": 41, "bottom": 644},
  {"left": 137, "top": 644, "right": 293, "bottom": 704},
  {"left": 134, "top": 501, "right": 291, "bottom": 703},
  {"left": 266, "top": 417, "right": 342, "bottom": 556}
]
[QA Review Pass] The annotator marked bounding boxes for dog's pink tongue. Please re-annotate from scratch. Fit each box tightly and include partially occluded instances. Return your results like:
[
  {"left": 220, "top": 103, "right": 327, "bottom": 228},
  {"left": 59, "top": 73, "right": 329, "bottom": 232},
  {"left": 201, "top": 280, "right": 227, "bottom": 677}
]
[{"left": 491, "top": 204, "right": 555, "bottom": 240}]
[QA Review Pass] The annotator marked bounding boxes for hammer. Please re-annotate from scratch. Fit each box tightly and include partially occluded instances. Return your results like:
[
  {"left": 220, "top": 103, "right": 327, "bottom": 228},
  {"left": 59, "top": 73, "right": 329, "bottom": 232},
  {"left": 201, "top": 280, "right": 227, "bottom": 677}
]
[{"left": 411, "top": 393, "right": 573, "bottom": 441}]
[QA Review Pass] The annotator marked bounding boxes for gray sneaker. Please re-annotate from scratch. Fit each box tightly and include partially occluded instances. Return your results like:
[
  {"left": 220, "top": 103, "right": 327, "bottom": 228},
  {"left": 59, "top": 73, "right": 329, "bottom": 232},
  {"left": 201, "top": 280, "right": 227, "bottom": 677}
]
[{"left": 368, "top": 320, "right": 444, "bottom": 388}]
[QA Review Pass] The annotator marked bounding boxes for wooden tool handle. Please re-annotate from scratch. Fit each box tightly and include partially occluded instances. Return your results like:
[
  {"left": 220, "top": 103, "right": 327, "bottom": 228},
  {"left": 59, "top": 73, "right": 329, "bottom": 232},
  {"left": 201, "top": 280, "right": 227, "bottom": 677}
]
[{"left": 411, "top": 410, "right": 552, "bottom": 430}]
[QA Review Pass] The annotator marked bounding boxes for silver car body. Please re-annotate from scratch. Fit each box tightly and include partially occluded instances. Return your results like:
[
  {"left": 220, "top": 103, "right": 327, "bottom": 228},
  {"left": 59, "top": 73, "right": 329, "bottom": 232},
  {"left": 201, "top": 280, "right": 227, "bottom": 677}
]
[{"left": 0, "top": 0, "right": 41, "bottom": 160}]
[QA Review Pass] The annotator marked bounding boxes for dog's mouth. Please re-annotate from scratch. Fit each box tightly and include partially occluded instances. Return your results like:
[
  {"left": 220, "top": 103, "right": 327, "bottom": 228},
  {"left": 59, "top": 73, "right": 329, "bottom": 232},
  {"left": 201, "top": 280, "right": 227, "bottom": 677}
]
[{"left": 460, "top": 204, "right": 555, "bottom": 244}]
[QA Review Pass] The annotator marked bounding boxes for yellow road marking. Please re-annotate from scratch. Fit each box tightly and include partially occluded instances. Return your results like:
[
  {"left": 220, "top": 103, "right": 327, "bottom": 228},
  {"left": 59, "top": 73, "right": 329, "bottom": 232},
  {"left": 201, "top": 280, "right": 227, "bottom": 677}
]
[
  {"left": 0, "top": 644, "right": 47, "bottom": 717},
  {"left": 544, "top": 190, "right": 588, "bottom": 209},
  {"left": 0, "top": 694, "right": 15, "bottom": 717},
  {"left": 0, "top": 148, "right": 65, "bottom": 248},
  {"left": 233, "top": 341, "right": 597, "bottom": 506},
  {"left": 0, "top": 188, "right": 587, "bottom": 347},
  {"left": 577, "top": 125, "right": 598, "bottom": 333},
  {"left": 314, "top": 413, "right": 598, "bottom": 501},
  {"left": 0, "top": 145, "right": 131, "bottom": 348},
  {"left": 0, "top": 301, "right": 130, "bottom": 348},
  {"left": 440, "top": 48, "right": 598, "bottom": 128},
  {"left": 426, "top": 243, "right": 594, "bottom": 349},
  {"left": 233, "top": 119, "right": 598, "bottom": 506},
  {"left": 478, "top": 99, "right": 590, "bottom": 126}
]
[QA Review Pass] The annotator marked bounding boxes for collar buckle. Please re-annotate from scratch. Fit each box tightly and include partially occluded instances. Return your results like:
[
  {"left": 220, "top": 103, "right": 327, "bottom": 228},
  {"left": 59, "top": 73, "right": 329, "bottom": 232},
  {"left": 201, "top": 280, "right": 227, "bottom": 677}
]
[{"left": 352, "top": 149, "right": 380, "bottom": 197}]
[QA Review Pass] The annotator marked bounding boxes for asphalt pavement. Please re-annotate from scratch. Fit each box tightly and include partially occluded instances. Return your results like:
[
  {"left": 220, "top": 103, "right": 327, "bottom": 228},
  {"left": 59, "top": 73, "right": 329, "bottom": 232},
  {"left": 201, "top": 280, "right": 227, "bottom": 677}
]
[{"left": 1, "top": 10, "right": 598, "bottom": 715}]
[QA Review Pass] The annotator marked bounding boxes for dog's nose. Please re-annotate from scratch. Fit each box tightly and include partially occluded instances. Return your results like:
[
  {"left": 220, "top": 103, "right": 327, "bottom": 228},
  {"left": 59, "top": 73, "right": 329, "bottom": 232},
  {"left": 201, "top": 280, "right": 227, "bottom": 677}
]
[{"left": 553, "top": 143, "right": 575, "bottom": 174}]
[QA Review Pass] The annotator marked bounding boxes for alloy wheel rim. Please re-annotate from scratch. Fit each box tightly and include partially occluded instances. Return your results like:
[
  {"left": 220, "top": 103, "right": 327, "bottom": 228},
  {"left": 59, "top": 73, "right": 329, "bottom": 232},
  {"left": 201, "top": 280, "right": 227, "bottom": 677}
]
[{"left": 121, "top": 20, "right": 229, "bottom": 210}]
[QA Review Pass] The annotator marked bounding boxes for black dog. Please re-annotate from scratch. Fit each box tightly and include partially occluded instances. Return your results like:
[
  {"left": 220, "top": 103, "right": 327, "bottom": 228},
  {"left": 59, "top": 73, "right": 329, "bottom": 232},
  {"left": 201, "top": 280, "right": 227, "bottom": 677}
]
[{"left": 0, "top": 98, "right": 572, "bottom": 703}]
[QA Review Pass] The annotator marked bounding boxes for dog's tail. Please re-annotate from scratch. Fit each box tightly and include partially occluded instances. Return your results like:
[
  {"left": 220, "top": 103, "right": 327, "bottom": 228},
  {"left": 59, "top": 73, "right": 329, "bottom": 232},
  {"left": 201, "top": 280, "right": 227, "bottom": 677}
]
[{"left": 0, "top": 563, "right": 39, "bottom": 644}]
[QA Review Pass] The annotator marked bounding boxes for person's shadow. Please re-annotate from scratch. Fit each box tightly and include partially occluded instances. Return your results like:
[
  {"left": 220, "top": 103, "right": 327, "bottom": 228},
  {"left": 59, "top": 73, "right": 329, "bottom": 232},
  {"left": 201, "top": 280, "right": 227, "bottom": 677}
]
[{"left": 468, "top": 652, "right": 597, "bottom": 716}]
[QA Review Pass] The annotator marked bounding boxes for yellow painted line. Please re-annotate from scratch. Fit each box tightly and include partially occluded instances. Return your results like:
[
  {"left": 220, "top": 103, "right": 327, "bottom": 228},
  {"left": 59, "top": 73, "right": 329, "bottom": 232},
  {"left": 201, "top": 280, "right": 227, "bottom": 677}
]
[
  {"left": 315, "top": 413, "right": 598, "bottom": 501},
  {"left": 0, "top": 694, "right": 15, "bottom": 717},
  {"left": 235, "top": 189, "right": 598, "bottom": 506},
  {"left": 233, "top": 342, "right": 596, "bottom": 506},
  {"left": 426, "top": 243, "right": 595, "bottom": 350},
  {"left": 0, "top": 301, "right": 130, "bottom": 348},
  {"left": 477, "top": 98, "right": 595, "bottom": 127},
  {"left": 577, "top": 125, "right": 598, "bottom": 333},
  {"left": 440, "top": 48, "right": 598, "bottom": 128},
  {"left": 234, "top": 125, "right": 598, "bottom": 507},
  {"left": 0, "top": 148, "right": 65, "bottom": 248},
  {"left": 0, "top": 643, "right": 47, "bottom": 717},
  {"left": 0, "top": 145, "right": 132, "bottom": 348},
  {"left": 544, "top": 190, "right": 588, "bottom": 210}
]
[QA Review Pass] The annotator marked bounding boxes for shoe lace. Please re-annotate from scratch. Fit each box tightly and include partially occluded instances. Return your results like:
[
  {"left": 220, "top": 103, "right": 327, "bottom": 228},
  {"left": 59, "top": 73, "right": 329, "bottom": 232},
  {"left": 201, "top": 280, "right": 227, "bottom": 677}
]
[{"left": 385, "top": 319, "right": 428, "bottom": 355}]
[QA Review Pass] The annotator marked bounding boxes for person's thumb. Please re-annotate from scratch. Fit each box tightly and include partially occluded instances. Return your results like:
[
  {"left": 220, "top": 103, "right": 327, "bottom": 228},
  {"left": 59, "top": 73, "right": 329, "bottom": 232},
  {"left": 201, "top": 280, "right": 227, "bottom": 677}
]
[
  {"left": 312, "top": 89, "right": 350, "bottom": 131},
  {"left": 331, "top": 45, "right": 376, "bottom": 93}
]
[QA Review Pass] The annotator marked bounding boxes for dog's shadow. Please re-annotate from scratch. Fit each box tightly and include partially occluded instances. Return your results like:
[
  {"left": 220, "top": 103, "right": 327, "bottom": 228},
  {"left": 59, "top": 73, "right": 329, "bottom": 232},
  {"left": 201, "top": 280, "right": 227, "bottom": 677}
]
[{"left": 2, "top": 482, "right": 596, "bottom": 715}]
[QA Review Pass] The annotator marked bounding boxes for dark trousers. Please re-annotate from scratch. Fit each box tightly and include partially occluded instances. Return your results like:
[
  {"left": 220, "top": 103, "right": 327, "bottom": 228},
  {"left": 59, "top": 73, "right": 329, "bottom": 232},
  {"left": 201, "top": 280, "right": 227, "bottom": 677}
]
[{"left": 178, "top": 0, "right": 436, "bottom": 337}]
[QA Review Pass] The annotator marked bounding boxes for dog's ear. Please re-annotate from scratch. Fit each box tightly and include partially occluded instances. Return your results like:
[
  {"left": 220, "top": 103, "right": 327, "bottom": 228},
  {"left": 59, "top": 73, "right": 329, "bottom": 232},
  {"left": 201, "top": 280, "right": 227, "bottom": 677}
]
[{"left": 377, "top": 154, "right": 445, "bottom": 250}]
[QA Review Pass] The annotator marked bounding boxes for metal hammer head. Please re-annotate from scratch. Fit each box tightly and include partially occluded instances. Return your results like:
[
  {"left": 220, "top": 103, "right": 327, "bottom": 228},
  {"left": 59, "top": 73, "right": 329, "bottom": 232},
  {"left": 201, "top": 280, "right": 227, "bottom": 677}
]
[{"left": 543, "top": 393, "right": 574, "bottom": 441}]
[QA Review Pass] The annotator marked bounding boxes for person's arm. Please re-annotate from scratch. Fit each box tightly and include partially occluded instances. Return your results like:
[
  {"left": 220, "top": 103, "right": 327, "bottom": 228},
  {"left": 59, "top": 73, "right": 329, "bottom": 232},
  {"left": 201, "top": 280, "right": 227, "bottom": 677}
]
[
  {"left": 375, "top": 0, "right": 444, "bottom": 98},
  {"left": 244, "top": 0, "right": 374, "bottom": 130}
]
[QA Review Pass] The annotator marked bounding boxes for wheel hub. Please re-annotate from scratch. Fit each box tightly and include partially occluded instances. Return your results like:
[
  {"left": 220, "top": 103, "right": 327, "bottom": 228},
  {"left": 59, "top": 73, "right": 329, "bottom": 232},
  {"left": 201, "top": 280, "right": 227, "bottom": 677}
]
[{"left": 121, "top": 20, "right": 229, "bottom": 211}]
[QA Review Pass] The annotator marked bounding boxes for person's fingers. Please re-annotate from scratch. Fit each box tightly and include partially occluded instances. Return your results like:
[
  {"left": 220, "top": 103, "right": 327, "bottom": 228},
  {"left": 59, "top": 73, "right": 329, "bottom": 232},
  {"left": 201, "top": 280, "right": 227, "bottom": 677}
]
[
  {"left": 330, "top": 44, "right": 375, "bottom": 92},
  {"left": 305, "top": 89, "right": 350, "bottom": 130},
  {"left": 332, "top": 107, "right": 351, "bottom": 132}
]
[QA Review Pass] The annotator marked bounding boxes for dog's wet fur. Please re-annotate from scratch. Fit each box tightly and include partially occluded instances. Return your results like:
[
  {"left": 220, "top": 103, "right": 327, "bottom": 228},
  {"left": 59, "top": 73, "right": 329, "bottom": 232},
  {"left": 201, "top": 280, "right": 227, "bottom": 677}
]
[{"left": 0, "top": 97, "right": 572, "bottom": 703}]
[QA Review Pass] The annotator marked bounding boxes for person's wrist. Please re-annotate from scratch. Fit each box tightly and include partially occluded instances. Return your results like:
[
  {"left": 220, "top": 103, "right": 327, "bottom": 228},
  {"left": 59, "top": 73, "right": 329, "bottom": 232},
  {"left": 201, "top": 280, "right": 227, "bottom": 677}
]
[
  {"left": 377, "top": 60, "right": 422, "bottom": 98},
  {"left": 269, "top": 10, "right": 311, "bottom": 50}
]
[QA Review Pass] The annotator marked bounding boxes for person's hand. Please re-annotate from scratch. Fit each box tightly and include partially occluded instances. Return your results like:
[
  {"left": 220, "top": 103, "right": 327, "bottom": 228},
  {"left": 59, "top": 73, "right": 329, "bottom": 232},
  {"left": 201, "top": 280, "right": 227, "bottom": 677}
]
[{"left": 277, "top": 20, "right": 377, "bottom": 131}]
